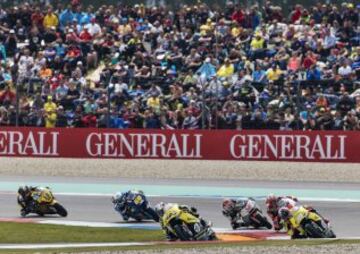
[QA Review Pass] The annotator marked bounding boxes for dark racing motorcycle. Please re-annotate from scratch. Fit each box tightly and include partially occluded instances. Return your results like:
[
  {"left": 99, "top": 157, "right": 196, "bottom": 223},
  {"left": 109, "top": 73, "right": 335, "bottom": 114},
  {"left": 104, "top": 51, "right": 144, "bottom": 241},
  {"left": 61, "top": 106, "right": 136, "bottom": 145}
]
[
  {"left": 233, "top": 199, "right": 273, "bottom": 229},
  {"left": 113, "top": 191, "right": 159, "bottom": 222}
]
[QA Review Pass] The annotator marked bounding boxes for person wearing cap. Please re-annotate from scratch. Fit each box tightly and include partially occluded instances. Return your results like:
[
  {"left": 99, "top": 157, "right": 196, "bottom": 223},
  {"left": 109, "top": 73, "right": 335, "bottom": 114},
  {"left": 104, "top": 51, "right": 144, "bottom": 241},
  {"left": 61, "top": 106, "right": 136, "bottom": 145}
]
[{"left": 43, "top": 8, "right": 59, "bottom": 30}]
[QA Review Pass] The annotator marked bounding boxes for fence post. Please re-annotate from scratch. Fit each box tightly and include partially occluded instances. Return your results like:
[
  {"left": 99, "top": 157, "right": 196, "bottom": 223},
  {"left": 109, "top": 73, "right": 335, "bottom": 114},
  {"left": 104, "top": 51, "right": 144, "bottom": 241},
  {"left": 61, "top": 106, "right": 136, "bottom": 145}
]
[
  {"left": 107, "top": 75, "right": 113, "bottom": 129},
  {"left": 296, "top": 80, "right": 301, "bottom": 130},
  {"left": 15, "top": 80, "right": 19, "bottom": 127}
]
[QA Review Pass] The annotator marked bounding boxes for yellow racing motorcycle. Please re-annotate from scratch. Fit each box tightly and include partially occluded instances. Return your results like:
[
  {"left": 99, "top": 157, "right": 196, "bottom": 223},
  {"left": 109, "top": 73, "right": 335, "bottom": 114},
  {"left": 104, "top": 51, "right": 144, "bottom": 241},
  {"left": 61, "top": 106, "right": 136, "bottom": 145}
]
[
  {"left": 280, "top": 206, "right": 336, "bottom": 239},
  {"left": 161, "top": 204, "right": 217, "bottom": 241},
  {"left": 18, "top": 187, "right": 68, "bottom": 217}
]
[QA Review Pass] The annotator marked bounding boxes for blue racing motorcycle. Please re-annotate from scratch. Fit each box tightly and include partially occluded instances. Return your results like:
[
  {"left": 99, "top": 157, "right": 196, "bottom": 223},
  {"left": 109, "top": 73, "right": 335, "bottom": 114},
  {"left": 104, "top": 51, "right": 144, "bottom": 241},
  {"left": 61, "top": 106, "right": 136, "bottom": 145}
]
[{"left": 112, "top": 190, "right": 159, "bottom": 222}]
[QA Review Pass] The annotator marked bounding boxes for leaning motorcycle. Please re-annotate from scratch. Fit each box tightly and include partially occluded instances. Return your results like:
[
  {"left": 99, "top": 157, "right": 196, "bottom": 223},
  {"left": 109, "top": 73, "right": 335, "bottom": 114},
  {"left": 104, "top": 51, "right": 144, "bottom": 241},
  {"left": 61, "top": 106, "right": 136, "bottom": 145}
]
[
  {"left": 17, "top": 187, "right": 68, "bottom": 217},
  {"left": 287, "top": 206, "right": 336, "bottom": 238},
  {"left": 238, "top": 199, "right": 273, "bottom": 229},
  {"left": 122, "top": 192, "right": 159, "bottom": 222},
  {"left": 162, "top": 204, "right": 217, "bottom": 241}
]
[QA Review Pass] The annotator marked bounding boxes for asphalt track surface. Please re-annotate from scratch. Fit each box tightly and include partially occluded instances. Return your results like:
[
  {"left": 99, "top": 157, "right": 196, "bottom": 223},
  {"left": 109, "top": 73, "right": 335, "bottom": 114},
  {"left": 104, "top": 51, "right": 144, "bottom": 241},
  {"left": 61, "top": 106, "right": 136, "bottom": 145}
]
[{"left": 0, "top": 176, "right": 360, "bottom": 238}]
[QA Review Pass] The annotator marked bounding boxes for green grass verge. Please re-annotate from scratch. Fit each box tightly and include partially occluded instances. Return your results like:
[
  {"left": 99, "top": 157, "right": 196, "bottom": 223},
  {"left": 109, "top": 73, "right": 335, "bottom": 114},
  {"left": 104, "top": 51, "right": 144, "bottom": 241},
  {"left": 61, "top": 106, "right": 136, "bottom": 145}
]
[
  {"left": 0, "top": 222, "right": 164, "bottom": 244},
  {"left": 1, "top": 222, "right": 360, "bottom": 254},
  {"left": 2, "top": 239, "right": 360, "bottom": 254}
]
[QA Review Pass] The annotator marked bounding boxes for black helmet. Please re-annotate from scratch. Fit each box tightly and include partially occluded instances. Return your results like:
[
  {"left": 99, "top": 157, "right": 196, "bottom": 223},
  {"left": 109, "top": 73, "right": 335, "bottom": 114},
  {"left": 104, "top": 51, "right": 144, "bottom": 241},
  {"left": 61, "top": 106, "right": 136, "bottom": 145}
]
[
  {"left": 278, "top": 207, "right": 291, "bottom": 220},
  {"left": 18, "top": 186, "right": 28, "bottom": 196}
]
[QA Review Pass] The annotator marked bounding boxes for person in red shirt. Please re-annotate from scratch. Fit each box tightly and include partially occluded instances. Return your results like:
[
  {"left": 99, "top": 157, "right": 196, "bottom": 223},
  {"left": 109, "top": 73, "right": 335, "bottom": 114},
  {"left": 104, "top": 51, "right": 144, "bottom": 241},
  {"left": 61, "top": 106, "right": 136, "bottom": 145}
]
[
  {"left": 302, "top": 52, "right": 316, "bottom": 69},
  {"left": 0, "top": 85, "right": 16, "bottom": 105},
  {"left": 79, "top": 27, "right": 92, "bottom": 43},
  {"left": 82, "top": 111, "right": 97, "bottom": 127},
  {"left": 290, "top": 5, "right": 302, "bottom": 24},
  {"left": 231, "top": 8, "right": 245, "bottom": 26},
  {"left": 31, "top": 7, "right": 44, "bottom": 28}
]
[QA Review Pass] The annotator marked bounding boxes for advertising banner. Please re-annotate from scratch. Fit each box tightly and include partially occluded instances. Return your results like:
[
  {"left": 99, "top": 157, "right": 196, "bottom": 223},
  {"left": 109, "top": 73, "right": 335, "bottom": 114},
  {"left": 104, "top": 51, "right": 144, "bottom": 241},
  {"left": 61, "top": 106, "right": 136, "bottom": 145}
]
[{"left": 0, "top": 127, "right": 358, "bottom": 162}]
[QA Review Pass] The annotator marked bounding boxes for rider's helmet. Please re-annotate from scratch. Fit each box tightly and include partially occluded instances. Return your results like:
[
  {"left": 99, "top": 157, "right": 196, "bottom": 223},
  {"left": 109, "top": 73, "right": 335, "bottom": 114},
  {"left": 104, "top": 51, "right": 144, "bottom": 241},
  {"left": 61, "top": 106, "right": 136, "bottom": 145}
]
[
  {"left": 265, "top": 194, "right": 277, "bottom": 206},
  {"left": 18, "top": 186, "right": 30, "bottom": 197},
  {"left": 132, "top": 189, "right": 144, "bottom": 195},
  {"left": 18, "top": 186, "right": 25, "bottom": 196},
  {"left": 111, "top": 192, "right": 124, "bottom": 204},
  {"left": 237, "top": 199, "right": 247, "bottom": 210},
  {"left": 222, "top": 198, "right": 236, "bottom": 213},
  {"left": 154, "top": 202, "right": 165, "bottom": 217},
  {"left": 278, "top": 207, "right": 291, "bottom": 220}
]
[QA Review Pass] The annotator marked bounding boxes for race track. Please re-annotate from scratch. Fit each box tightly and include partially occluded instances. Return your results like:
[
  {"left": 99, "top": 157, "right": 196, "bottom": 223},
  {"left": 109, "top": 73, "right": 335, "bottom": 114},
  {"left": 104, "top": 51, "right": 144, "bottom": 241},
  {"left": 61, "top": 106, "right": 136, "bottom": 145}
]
[{"left": 0, "top": 176, "right": 360, "bottom": 238}]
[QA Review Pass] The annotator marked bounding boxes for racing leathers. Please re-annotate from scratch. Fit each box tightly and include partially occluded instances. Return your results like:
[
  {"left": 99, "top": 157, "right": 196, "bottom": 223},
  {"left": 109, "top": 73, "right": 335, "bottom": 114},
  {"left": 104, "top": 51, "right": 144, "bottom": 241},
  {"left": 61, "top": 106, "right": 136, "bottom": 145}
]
[
  {"left": 266, "top": 196, "right": 298, "bottom": 231},
  {"left": 17, "top": 186, "right": 41, "bottom": 216},
  {"left": 159, "top": 203, "right": 204, "bottom": 241},
  {"left": 112, "top": 190, "right": 142, "bottom": 221},
  {"left": 222, "top": 198, "right": 254, "bottom": 229}
]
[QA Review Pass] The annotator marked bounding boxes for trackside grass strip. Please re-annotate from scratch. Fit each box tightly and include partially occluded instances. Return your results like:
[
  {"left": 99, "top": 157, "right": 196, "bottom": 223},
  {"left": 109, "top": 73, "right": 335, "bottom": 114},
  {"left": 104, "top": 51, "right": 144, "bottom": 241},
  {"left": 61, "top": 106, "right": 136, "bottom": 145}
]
[{"left": 0, "top": 222, "right": 164, "bottom": 244}]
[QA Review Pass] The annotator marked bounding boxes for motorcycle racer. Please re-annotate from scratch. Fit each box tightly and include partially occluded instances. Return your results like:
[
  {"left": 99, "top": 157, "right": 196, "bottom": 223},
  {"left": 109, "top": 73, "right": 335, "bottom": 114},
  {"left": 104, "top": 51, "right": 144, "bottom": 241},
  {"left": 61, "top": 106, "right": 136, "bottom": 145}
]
[
  {"left": 154, "top": 202, "right": 206, "bottom": 241},
  {"left": 222, "top": 198, "right": 250, "bottom": 229},
  {"left": 111, "top": 189, "right": 159, "bottom": 222},
  {"left": 222, "top": 197, "right": 271, "bottom": 229},
  {"left": 265, "top": 194, "right": 299, "bottom": 231},
  {"left": 112, "top": 191, "right": 131, "bottom": 221},
  {"left": 17, "top": 185, "right": 43, "bottom": 216}
]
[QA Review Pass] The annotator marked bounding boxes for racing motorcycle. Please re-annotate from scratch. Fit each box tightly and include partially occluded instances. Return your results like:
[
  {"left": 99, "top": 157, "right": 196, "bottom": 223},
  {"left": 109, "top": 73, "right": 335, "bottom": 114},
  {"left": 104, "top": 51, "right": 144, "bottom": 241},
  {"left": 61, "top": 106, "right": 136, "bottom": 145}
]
[
  {"left": 285, "top": 206, "right": 336, "bottom": 239},
  {"left": 236, "top": 199, "right": 273, "bottom": 229},
  {"left": 162, "top": 204, "right": 217, "bottom": 241},
  {"left": 120, "top": 192, "right": 159, "bottom": 222},
  {"left": 17, "top": 187, "right": 68, "bottom": 217}
]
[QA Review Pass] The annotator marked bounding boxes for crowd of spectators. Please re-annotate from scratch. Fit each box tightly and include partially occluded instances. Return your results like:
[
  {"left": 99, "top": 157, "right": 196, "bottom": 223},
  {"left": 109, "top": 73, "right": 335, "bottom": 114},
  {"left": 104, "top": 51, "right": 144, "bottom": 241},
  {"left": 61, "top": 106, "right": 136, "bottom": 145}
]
[{"left": 0, "top": 0, "right": 359, "bottom": 130}]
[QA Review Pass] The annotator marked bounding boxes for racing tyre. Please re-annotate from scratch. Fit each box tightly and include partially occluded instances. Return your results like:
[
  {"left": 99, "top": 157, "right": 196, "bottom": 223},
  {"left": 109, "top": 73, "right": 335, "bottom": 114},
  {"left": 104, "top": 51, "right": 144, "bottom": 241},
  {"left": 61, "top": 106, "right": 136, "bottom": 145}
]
[
  {"left": 303, "top": 221, "right": 326, "bottom": 238},
  {"left": 145, "top": 208, "right": 160, "bottom": 222},
  {"left": 326, "top": 229, "right": 336, "bottom": 238},
  {"left": 173, "top": 224, "right": 192, "bottom": 241},
  {"left": 54, "top": 203, "right": 68, "bottom": 217},
  {"left": 254, "top": 213, "right": 273, "bottom": 229}
]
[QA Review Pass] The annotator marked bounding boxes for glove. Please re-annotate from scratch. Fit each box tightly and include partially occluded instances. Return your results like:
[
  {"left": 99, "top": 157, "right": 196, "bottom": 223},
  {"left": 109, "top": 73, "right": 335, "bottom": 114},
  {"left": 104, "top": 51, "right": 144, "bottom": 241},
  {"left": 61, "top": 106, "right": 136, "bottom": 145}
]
[
  {"left": 222, "top": 210, "right": 231, "bottom": 217},
  {"left": 190, "top": 207, "right": 197, "bottom": 214}
]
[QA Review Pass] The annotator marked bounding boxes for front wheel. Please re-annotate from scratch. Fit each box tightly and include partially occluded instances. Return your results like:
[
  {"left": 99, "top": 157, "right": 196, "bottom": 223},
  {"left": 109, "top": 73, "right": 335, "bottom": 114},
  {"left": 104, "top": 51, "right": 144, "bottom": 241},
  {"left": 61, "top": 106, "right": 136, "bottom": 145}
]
[
  {"left": 173, "top": 224, "right": 192, "bottom": 241},
  {"left": 303, "top": 221, "right": 326, "bottom": 238},
  {"left": 53, "top": 203, "right": 68, "bottom": 217}
]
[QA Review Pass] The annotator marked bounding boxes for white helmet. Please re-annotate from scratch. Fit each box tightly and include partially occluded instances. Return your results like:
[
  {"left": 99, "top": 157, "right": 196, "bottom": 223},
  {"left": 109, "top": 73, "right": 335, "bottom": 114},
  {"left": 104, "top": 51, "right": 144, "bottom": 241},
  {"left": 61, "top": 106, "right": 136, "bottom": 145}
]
[
  {"left": 112, "top": 192, "right": 124, "bottom": 204},
  {"left": 154, "top": 202, "right": 165, "bottom": 217}
]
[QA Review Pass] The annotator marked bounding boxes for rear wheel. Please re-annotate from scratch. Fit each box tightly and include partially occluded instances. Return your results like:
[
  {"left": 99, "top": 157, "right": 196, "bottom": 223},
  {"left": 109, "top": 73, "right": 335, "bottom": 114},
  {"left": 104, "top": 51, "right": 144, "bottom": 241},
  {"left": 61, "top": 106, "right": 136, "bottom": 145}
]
[
  {"left": 145, "top": 208, "right": 160, "bottom": 222},
  {"left": 53, "top": 203, "right": 68, "bottom": 217},
  {"left": 254, "top": 213, "right": 273, "bottom": 229}
]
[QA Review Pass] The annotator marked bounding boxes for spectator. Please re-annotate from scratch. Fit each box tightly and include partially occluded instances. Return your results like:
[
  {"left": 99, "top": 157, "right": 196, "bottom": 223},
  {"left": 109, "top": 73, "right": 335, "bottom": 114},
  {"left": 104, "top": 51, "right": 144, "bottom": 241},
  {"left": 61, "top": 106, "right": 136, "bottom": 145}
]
[{"left": 43, "top": 8, "right": 59, "bottom": 30}]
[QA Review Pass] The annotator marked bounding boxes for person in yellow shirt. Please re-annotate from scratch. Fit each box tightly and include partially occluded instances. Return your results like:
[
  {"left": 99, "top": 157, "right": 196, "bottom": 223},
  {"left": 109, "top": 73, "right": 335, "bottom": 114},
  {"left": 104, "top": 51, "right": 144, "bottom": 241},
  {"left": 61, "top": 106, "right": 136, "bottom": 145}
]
[
  {"left": 147, "top": 94, "right": 160, "bottom": 111},
  {"left": 43, "top": 8, "right": 59, "bottom": 29},
  {"left": 217, "top": 58, "right": 234, "bottom": 78},
  {"left": 231, "top": 23, "right": 242, "bottom": 37},
  {"left": 44, "top": 96, "right": 57, "bottom": 128},
  {"left": 266, "top": 65, "right": 283, "bottom": 81},
  {"left": 200, "top": 18, "right": 214, "bottom": 34},
  {"left": 250, "top": 33, "right": 265, "bottom": 50}
]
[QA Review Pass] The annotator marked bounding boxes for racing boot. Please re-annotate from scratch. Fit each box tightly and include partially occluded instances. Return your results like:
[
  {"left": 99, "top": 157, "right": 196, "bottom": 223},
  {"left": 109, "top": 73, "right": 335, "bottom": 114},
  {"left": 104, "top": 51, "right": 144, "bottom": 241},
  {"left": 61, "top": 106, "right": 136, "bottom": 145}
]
[
  {"left": 122, "top": 214, "right": 129, "bottom": 221},
  {"left": 20, "top": 208, "right": 28, "bottom": 217}
]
